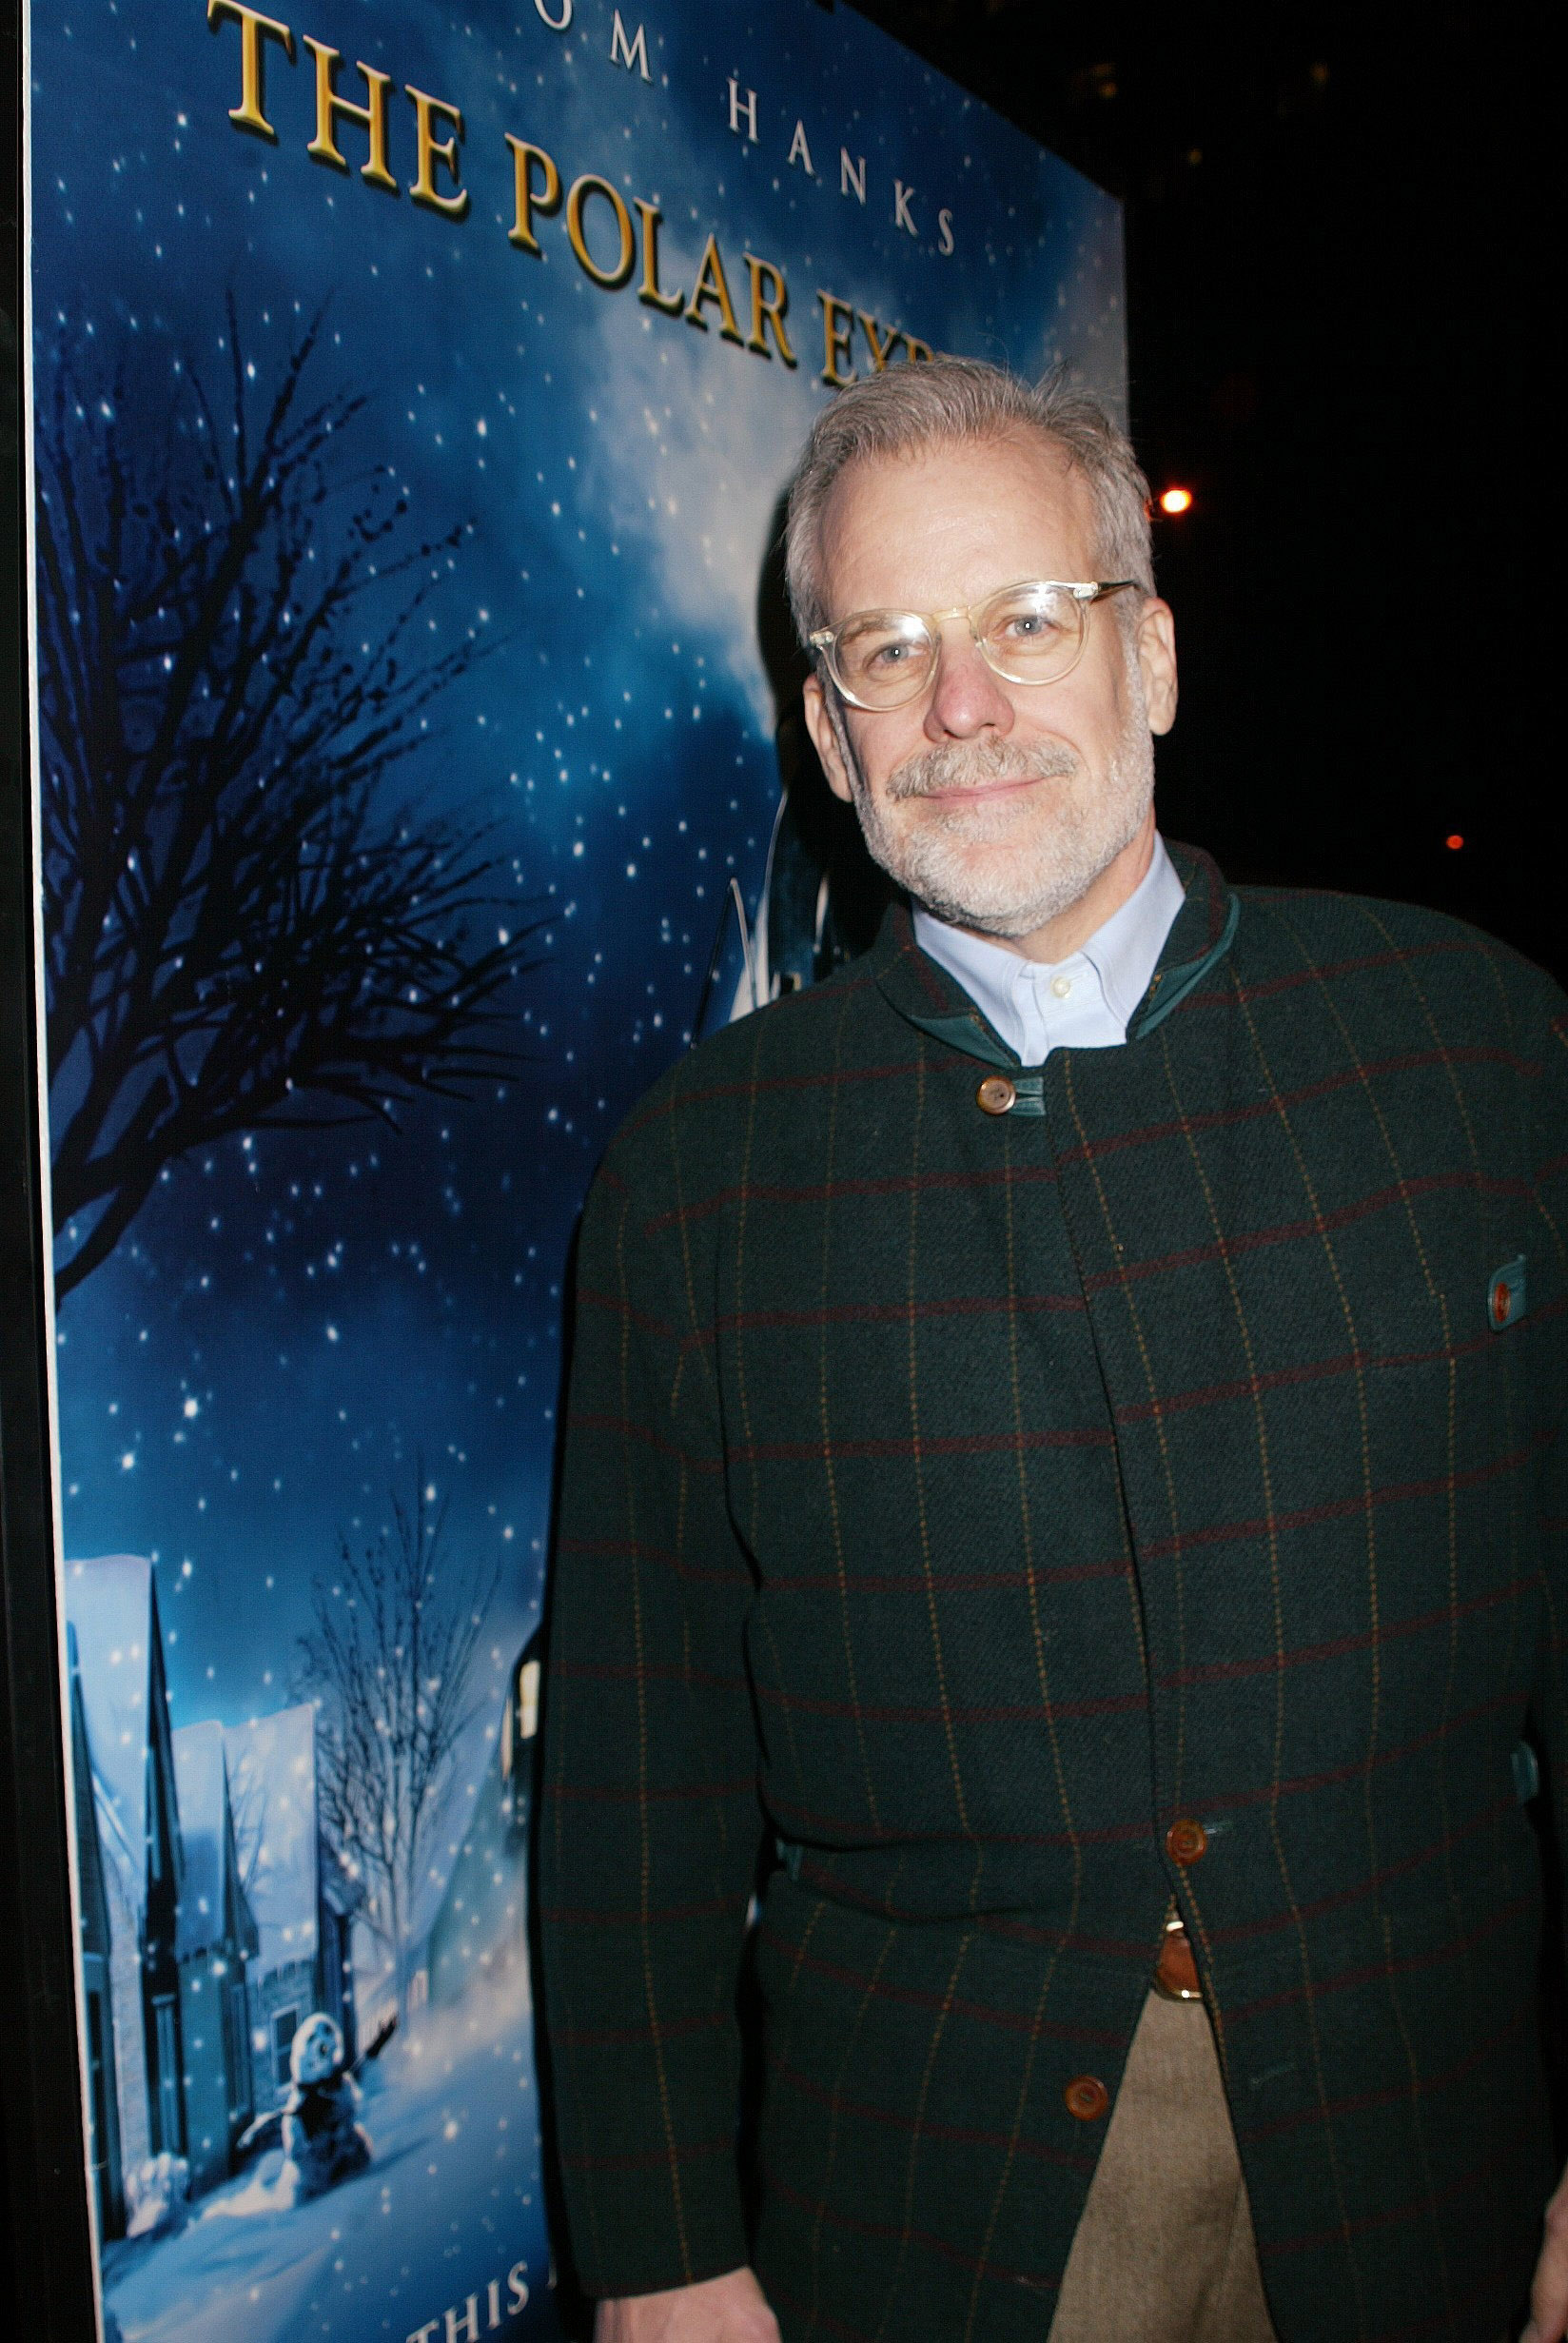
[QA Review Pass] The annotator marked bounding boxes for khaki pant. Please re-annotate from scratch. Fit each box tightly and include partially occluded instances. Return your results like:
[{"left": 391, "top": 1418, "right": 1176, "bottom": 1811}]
[{"left": 1047, "top": 1992, "right": 1278, "bottom": 2343}]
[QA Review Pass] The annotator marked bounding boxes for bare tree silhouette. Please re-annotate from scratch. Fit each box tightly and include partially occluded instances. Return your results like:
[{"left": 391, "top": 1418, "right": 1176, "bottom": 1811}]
[
  {"left": 36, "top": 301, "right": 537, "bottom": 1296},
  {"left": 295, "top": 1469, "right": 499, "bottom": 2019}
]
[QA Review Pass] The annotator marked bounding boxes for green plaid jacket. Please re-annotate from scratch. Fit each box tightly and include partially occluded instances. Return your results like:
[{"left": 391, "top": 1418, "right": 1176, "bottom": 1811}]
[{"left": 539, "top": 845, "right": 1568, "bottom": 2342}]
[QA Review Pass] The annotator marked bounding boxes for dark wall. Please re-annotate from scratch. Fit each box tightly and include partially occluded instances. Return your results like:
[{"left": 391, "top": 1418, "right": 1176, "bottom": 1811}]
[{"left": 844, "top": 3, "right": 1558, "bottom": 978}]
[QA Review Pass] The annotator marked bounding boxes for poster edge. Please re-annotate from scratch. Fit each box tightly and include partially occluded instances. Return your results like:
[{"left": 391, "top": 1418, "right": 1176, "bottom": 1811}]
[{"left": 19, "top": 0, "right": 110, "bottom": 2322}]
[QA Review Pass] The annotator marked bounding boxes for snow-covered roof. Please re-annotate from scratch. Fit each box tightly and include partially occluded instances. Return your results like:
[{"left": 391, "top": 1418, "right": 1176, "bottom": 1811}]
[
  {"left": 172, "top": 1719, "right": 235, "bottom": 1960},
  {"left": 63, "top": 1555, "right": 166, "bottom": 1919},
  {"left": 224, "top": 1704, "right": 319, "bottom": 1981}
]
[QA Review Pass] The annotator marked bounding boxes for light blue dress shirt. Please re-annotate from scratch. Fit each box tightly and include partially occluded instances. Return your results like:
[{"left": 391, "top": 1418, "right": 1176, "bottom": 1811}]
[{"left": 911, "top": 834, "right": 1186, "bottom": 1066}]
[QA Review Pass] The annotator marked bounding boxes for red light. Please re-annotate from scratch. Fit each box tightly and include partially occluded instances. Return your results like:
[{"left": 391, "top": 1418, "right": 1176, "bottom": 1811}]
[
  {"left": 1445, "top": 834, "right": 1464, "bottom": 851},
  {"left": 1158, "top": 486, "right": 1194, "bottom": 516}
]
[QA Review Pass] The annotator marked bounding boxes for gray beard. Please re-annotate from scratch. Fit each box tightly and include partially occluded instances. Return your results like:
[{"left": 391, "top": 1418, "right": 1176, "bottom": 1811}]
[{"left": 841, "top": 698, "right": 1155, "bottom": 940}]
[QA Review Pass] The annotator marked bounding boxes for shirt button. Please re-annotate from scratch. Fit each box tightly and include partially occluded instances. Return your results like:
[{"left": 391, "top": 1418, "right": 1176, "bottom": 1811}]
[
  {"left": 1050, "top": 974, "right": 1072, "bottom": 999},
  {"left": 1166, "top": 1818, "right": 1208, "bottom": 1866},
  {"left": 1064, "top": 2075, "right": 1109, "bottom": 2122},
  {"left": 975, "top": 1074, "right": 1017, "bottom": 1116}
]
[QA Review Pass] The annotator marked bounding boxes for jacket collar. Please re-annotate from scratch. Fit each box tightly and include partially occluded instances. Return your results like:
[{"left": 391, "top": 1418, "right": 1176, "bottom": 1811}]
[{"left": 872, "top": 841, "right": 1239, "bottom": 1071}]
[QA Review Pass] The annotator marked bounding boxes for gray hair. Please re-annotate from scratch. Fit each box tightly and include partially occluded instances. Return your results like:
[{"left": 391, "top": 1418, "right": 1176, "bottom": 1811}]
[{"left": 783, "top": 357, "right": 1154, "bottom": 647}]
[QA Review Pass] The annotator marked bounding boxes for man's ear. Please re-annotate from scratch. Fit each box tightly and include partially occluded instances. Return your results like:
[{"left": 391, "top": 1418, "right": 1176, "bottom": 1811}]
[
  {"left": 803, "top": 673, "right": 856, "bottom": 805},
  {"left": 1135, "top": 598, "right": 1179, "bottom": 737}
]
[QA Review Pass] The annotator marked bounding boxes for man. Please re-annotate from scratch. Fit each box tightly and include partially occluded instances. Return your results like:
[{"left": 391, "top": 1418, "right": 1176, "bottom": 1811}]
[{"left": 539, "top": 359, "right": 1568, "bottom": 2342}]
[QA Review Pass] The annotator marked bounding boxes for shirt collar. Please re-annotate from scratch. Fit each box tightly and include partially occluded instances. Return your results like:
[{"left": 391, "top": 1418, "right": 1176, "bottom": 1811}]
[{"left": 911, "top": 834, "right": 1186, "bottom": 1047}]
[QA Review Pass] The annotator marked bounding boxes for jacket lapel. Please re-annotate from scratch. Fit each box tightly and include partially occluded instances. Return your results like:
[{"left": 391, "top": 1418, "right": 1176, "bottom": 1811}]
[{"left": 872, "top": 841, "right": 1241, "bottom": 1068}]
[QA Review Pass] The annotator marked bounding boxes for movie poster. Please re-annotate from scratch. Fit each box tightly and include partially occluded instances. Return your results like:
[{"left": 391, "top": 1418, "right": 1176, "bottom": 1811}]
[{"left": 24, "top": 3, "right": 1125, "bottom": 2335}]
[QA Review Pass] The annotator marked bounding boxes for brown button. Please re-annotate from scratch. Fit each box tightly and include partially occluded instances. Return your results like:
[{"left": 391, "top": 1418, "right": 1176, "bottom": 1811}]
[
  {"left": 1154, "top": 1921, "right": 1202, "bottom": 2000},
  {"left": 1166, "top": 1817, "right": 1208, "bottom": 1866},
  {"left": 1493, "top": 1279, "right": 1512, "bottom": 1328},
  {"left": 1064, "top": 2074, "right": 1109, "bottom": 2122},
  {"left": 976, "top": 1073, "right": 1017, "bottom": 1116}
]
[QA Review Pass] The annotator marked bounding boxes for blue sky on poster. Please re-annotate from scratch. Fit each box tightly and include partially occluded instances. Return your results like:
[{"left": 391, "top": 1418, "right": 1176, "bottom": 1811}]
[{"left": 33, "top": 0, "right": 1123, "bottom": 1742}]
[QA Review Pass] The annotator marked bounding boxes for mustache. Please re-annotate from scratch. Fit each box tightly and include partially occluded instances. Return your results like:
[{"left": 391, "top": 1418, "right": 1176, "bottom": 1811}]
[{"left": 883, "top": 738, "right": 1080, "bottom": 802}]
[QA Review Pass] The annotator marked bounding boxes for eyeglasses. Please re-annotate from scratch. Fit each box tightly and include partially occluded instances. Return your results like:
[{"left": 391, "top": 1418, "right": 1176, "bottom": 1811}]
[{"left": 809, "top": 578, "right": 1139, "bottom": 712}]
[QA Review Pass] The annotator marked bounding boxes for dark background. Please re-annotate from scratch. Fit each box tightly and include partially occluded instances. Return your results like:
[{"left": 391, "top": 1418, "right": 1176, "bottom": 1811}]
[{"left": 841, "top": 0, "right": 1560, "bottom": 979}]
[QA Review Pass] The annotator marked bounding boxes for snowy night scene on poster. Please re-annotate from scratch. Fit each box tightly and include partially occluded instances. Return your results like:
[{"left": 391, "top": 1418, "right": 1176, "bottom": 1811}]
[{"left": 22, "top": 1, "right": 1125, "bottom": 2334}]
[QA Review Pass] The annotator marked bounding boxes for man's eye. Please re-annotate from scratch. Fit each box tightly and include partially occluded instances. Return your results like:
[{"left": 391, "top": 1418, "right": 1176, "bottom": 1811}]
[{"left": 865, "top": 639, "right": 913, "bottom": 669}]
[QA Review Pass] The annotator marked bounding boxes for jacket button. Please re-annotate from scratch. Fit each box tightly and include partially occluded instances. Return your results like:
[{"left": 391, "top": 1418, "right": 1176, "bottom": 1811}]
[
  {"left": 1064, "top": 2075, "right": 1109, "bottom": 2122},
  {"left": 976, "top": 1074, "right": 1017, "bottom": 1115},
  {"left": 1166, "top": 1818, "right": 1208, "bottom": 1866}
]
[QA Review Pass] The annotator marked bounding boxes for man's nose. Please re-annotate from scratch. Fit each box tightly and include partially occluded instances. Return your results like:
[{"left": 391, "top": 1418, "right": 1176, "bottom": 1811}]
[{"left": 924, "top": 623, "right": 1015, "bottom": 741}]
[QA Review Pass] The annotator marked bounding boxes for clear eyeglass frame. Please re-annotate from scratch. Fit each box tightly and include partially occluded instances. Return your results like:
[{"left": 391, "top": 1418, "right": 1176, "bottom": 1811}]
[{"left": 809, "top": 578, "right": 1139, "bottom": 712}]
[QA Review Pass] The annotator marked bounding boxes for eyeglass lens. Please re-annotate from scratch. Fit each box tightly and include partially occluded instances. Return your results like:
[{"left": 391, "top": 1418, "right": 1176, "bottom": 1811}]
[{"left": 831, "top": 581, "right": 1088, "bottom": 707}]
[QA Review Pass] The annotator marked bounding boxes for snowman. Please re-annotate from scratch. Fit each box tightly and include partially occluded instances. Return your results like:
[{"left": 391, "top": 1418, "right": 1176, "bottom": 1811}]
[{"left": 276, "top": 2012, "right": 372, "bottom": 2202}]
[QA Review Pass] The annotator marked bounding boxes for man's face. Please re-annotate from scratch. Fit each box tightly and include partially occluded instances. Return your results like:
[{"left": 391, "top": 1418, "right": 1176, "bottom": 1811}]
[{"left": 801, "top": 430, "right": 1178, "bottom": 949}]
